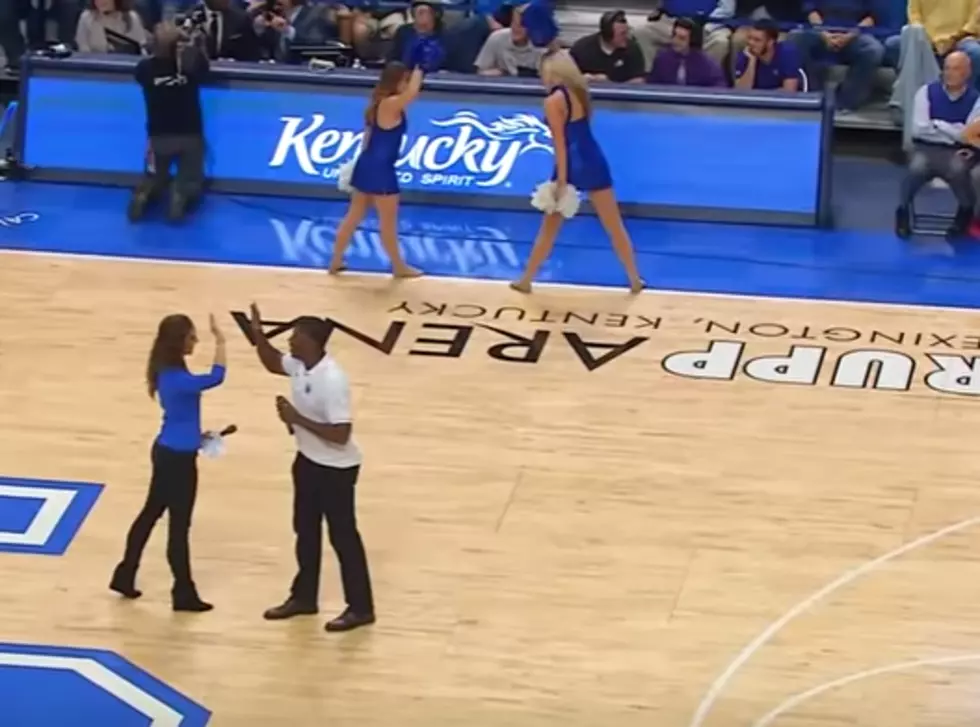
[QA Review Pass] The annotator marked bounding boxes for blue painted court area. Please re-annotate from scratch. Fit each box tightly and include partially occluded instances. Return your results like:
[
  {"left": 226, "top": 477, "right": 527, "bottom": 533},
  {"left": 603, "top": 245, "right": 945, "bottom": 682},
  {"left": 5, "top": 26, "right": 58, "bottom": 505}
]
[
  {"left": 0, "top": 643, "right": 211, "bottom": 727},
  {"left": 0, "top": 495, "right": 44, "bottom": 534},
  {"left": 2, "top": 179, "right": 980, "bottom": 309},
  {"left": 0, "top": 476, "right": 102, "bottom": 556}
]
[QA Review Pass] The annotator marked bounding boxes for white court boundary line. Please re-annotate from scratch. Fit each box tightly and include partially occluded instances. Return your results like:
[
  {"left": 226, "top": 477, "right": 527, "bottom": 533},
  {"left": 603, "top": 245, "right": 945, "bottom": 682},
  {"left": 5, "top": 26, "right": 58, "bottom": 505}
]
[
  {"left": 0, "top": 247, "right": 977, "bottom": 315},
  {"left": 688, "top": 514, "right": 980, "bottom": 727},
  {"left": 751, "top": 653, "right": 980, "bottom": 727}
]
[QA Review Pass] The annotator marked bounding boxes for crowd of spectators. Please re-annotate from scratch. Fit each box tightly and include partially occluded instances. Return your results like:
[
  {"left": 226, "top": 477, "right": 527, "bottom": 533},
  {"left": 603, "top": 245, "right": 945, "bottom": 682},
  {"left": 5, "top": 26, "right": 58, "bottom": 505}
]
[
  {"left": 0, "top": 0, "right": 978, "bottom": 110},
  {"left": 3, "top": 0, "right": 980, "bottom": 240}
]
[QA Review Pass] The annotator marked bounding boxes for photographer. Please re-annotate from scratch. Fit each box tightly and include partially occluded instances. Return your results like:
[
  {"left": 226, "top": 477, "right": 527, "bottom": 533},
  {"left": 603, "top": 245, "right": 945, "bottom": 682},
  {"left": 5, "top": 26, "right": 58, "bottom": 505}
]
[
  {"left": 128, "top": 21, "right": 208, "bottom": 223},
  {"left": 249, "top": 0, "right": 341, "bottom": 62},
  {"left": 186, "top": 0, "right": 261, "bottom": 61}
]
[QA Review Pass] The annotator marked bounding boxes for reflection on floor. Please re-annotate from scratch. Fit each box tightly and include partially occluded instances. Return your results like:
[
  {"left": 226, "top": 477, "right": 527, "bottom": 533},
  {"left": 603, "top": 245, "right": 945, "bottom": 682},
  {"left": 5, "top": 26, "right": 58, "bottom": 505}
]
[{"left": 1, "top": 180, "right": 979, "bottom": 309}]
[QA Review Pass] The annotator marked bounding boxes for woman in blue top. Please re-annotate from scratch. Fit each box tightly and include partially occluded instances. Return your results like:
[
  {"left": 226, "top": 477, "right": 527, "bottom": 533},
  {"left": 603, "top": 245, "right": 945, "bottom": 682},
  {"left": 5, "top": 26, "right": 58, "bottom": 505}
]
[
  {"left": 328, "top": 62, "right": 425, "bottom": 279},
  {"left": 511, "top": 48, "right": 645, "bottom": 294},
  {"left": 110, "top": 313, "right": 226, "bottom": 612}
]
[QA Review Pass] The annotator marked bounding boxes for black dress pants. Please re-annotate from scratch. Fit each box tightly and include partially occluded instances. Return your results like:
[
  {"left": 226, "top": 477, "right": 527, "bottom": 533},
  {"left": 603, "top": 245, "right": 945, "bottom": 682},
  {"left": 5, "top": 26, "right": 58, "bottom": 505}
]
[
  {"left": 290, "top": 453, "right": 374, "bottom": 614},
  {"left": 118, "top": 442, "right": 199, "bottom": 597}
]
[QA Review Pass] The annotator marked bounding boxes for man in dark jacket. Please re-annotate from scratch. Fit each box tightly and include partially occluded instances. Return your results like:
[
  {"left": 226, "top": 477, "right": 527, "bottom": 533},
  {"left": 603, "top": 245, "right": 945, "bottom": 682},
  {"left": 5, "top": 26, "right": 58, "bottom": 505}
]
[{"left": 129, "top": 22, "right": 209, "bottom": 223}]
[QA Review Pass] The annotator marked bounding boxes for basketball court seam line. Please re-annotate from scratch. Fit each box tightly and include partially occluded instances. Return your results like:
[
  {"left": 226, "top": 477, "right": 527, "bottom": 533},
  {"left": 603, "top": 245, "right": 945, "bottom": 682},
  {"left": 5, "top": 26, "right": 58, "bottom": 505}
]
[{"left": 1, "top": 247, "right": 976, "bottom": 315}]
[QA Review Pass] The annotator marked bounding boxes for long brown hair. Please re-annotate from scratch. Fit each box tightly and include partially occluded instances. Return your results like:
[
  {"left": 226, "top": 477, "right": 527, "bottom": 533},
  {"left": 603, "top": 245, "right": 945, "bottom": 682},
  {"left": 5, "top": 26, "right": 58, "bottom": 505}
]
[
  {"left": 146, "top": 314, "right": 193, "bottom": 398},
  {"left": 541, "top": 49, "right": 591, "bottom": 117},
  {"left": 365, "top": 62, "right": 410, "bottom": 126}
]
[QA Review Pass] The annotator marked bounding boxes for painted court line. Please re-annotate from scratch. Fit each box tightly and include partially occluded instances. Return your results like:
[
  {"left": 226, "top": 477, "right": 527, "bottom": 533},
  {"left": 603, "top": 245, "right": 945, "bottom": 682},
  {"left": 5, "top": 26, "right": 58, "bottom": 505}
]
[
  {"left": 751, "top": 653, "right": 980, "bottom": 726},
  {"left": 0, "top": 246, "right": 978, "bottom": 315},
  {"left": 688, "top": 514, "right": 980, "bottom": 727},
  {"left": 0, "top": 484, "right": 74, "bottom": 546}
]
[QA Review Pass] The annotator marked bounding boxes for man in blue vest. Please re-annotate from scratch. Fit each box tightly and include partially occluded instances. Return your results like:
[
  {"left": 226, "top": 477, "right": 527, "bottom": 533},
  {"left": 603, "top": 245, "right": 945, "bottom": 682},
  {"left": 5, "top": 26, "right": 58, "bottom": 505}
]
[{"left": 896, "top": 51, "right": 980, "bottom": 240}]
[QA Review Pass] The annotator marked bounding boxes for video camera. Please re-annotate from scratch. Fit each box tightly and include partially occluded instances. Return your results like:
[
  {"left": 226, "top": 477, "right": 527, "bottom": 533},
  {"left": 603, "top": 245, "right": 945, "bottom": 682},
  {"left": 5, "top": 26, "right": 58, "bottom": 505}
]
[
  {"left": 262, "top": 0, "right": 281, "bottom": 21},
  {"left": 173, "top": 6, "right": 208, "bottom": 31}
]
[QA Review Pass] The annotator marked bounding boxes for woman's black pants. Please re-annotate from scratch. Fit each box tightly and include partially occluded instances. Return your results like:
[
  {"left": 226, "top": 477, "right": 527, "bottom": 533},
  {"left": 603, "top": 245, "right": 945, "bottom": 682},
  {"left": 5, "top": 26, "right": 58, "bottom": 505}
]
[{"left": 117, "top": 442, "right": 199, "bottom": 597}]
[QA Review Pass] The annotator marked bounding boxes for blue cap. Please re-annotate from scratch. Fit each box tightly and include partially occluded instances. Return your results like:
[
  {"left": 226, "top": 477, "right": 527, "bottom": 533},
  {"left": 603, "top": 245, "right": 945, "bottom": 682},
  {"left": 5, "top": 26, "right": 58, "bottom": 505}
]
[{"left": 520, "top": 0, "right": 559, "bottom": 48}]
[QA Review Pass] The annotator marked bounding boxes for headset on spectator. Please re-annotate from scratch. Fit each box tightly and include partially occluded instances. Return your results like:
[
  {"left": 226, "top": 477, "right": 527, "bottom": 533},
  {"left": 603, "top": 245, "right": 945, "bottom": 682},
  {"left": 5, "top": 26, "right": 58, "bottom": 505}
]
[{"left": 599, "top": 10, "right": 627, "bottom": 43}]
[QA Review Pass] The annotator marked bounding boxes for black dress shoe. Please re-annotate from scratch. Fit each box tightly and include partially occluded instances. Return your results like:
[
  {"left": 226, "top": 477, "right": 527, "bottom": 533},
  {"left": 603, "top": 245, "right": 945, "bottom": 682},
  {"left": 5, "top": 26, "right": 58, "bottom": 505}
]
[
  {"left": 173, "top": 597, "right": 214, "bottom": 613},
  {"left": 109, "top": 565, "right": 142, "bottom": 600},
  {"left": 325, "top": 608, "right": 376, "bottom": 633},
  {"left": 263, "top": 599, "right": 318, "bottom": 620}
]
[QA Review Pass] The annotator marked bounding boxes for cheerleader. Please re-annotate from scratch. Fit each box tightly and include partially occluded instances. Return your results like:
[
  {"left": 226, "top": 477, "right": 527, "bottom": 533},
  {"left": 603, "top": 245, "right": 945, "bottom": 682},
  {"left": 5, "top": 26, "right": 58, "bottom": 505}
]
[
  {"left": 109, "top": 313, "right": 226, "bottom": 612},
  {"left": 510, "top": 2, "right": 645, "bottom": 294},
  {"left": 328, "top": 61, "right": 425, "bottom": 279}
]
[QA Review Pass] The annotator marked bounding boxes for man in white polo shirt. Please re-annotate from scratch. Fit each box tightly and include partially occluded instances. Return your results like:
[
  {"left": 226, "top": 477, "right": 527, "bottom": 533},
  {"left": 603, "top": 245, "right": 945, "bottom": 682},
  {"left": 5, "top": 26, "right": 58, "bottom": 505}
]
[{"left": 247, "top": 303, "right": 375, "bottom": 633}]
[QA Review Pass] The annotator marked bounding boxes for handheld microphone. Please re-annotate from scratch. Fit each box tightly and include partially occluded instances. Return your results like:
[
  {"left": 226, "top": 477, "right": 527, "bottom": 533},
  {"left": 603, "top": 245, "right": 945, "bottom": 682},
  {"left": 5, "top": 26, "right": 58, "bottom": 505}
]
[{"left": 201, "top": 424, "right": 238, "bottom": 458}]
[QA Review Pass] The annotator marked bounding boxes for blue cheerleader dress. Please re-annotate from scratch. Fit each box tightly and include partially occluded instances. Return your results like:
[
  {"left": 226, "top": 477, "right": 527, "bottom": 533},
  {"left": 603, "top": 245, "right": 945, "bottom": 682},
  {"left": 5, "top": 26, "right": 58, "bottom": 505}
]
[
  {"left": 350, "top": 111, "right": 407, "bottom": 196},
  {"left": 550, "top": 85, "right": 612, "bottom": 192}
]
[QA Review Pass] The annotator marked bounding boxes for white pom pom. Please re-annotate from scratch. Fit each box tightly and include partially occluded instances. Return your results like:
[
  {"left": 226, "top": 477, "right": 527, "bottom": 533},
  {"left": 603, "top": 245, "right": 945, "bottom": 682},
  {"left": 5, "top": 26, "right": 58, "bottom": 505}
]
[
  {"left": 530, "top": 181, "right": 580, "bottom": 219},
  {"left": 200, "top": 432, "right": 226, "bottom": 459},
  {"left": 336, "top": 159, "right": 356, "bottom": 194}
]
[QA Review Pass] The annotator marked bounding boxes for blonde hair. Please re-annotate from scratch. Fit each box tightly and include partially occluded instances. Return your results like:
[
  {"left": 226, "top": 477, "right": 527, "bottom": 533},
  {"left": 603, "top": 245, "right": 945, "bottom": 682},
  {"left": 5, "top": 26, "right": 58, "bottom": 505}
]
[{"left": 540, "top": 49, "right": 590, "bottom": 116}]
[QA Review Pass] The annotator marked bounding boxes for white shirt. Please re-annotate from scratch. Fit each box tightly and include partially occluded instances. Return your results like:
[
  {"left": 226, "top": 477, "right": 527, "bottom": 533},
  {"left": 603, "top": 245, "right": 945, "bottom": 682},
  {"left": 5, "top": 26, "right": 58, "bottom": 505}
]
[
  {"left": 282, "top": 353, "right": 362, "bottom": 468},
  {"left": 911, "top": 83, "right": 980, "bottom": 146}
]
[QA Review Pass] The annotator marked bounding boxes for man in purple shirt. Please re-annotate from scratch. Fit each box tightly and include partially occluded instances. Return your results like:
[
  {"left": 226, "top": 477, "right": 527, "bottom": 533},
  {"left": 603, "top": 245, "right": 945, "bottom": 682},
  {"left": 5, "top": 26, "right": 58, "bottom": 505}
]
[
  {"left": 648, "top": 18, "right": 726, "bottom": 87},
  {"left": 734, "top": 18, "right": 802, "bottom": 90},
  {"left": 792, "top": 0, "right": 884, "bottom": 110}
]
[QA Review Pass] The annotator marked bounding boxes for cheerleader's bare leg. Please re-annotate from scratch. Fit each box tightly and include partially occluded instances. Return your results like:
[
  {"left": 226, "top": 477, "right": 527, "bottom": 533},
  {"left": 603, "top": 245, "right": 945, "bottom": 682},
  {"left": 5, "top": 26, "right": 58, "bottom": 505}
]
[
  {"left": 374, "top": 194, "right": 422, "bottom": 278},
  {"left": 589, "top": 187, "right": 645, "bottom": 293},
  {"left": 329, "top": 191, "right": 371, "bottom": 274},
  {"left": 510, "top": 212, "right": 564, "bottom": 293}
]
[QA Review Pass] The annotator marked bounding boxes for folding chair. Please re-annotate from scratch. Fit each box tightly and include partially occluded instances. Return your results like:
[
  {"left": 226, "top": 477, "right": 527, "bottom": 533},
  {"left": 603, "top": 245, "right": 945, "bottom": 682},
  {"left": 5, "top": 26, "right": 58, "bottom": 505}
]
[{"left": 909, "top": 183, "right": 956, "bottom": 237}]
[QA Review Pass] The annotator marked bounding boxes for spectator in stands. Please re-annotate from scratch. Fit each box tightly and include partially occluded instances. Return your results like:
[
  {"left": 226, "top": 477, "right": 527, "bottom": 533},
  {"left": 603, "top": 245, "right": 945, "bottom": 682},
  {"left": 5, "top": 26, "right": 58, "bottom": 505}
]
[
  {"left": 570, "top": 10, "right": 645, "bottom": 83},
  {"left": 250, "top": 0, "right": 339, "bottom": 61},
  {"left": 352, "top": 4, "right": 406, "bottom": 62},
  {"left": 734, "top": 18, "right": 800, "bottom": 89},
  {"left": 442, "top": 3, "right": 510, "bottom": 73},
  {"left": 706, "top": 0, "right": 803, "bottom": 69},
  {"left": 75, "top": 0, "right": 147, "bottom": 53},
  {"left": 0, "top": 0, "right": 26, "bottom": 70},
  {"left": 189, "top": 0, "right": 261, "bottom": 60},
  {"left": 885, "top": 0, "right": 980, "bottom": 88},
  {"left": 387, "top": 0, "right": 447, "bottom": 72},
  {"left": 791, "top": 0, "right": 883, "bottom": 110},
  {"left": 647, "top": 17, "right": 725, "bottom": 86},
  {"left": 474, "top": 2, "right": 545, "bottom": 76},
  {"left": 895, "top": 51, "right": 980, "bottom": 240},
  {"left": 634, "top": 0, "right": 803, "bottom": 70},
  {"left": 0, "top": 0, "right": 80, "bottom": 61}
]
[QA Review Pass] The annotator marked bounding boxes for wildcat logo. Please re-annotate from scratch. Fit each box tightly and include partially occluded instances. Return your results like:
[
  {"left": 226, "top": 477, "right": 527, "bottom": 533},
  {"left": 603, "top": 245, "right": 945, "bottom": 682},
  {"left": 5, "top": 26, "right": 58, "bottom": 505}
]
[
  {"left": 269, "top": 214, "right": 522, "bottom": 274},
  {"left": 269, "top": 110, "right": 553, "bottom": 188}
]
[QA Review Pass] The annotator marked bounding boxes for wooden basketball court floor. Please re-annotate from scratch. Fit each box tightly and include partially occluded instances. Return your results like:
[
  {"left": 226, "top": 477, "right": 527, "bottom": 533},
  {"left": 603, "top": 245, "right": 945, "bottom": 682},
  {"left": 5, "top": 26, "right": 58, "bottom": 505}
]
[{"left": 3, "top": 249, "right": 980, "bottom": 727}]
